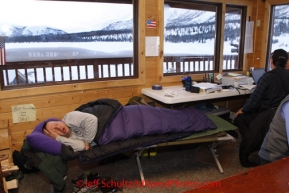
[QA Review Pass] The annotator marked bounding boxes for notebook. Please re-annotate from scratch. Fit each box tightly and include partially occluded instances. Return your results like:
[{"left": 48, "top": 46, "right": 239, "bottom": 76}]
[{"left": 251, "top": 68, "right": 265, "bottom": 84}]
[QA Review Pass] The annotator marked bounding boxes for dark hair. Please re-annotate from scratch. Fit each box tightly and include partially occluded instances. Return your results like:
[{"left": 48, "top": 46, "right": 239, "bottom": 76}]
[
  {"left": 42, "top": 122, "right": 47, "bottom": 133},
  {"left": 271, "top": 49, "right": 288, "bottom": 68}
]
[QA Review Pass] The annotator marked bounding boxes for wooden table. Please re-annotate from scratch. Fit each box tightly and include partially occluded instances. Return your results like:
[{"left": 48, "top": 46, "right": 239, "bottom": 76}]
[{"left": 184, "top": 157, "right": 289, "bottom": 193}]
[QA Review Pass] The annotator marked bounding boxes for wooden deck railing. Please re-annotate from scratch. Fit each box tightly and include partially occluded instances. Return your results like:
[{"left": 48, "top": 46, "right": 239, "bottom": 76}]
[
  {"left": 0, "top": 55, "right": 239, "bottom": 89},
  {"left": 1, "top": 58, "right": 135, "bottom": 89},
  {"left": 163, "top": 55, "right": 238, "bottom": 74}
]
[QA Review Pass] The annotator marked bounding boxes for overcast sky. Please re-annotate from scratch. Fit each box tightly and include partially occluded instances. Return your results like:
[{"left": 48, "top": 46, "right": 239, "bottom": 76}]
[{"left": 0, "top": 0, "right": 132, "bottom": 33}]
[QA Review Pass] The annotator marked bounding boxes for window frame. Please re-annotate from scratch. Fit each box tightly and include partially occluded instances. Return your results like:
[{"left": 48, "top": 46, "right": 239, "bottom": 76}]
[
  {"left": 223, "top": 4, "right": 247, "bottom": 72},
  {"left": 162, "top": 0, "right": 247, "bottom": 78},
  {"left": 265, "top": 3, "right": 289, "bottom": 71},
  {"left": 0, "top": 0, "right": 139, "bottom": 90}
]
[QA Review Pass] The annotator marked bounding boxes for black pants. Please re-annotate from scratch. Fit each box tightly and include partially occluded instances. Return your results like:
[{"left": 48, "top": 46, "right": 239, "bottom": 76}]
[
  {"left": 234, "top": 108, "right": 277, "bottom": 167},
  {"left": 234, "top": 112, "right": 257, "bottom": 139}
]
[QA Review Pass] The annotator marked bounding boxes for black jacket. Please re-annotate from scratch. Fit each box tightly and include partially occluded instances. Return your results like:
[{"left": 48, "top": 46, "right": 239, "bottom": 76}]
[{"left": 75, "top": 98, "right": 122, "bottom": 142}]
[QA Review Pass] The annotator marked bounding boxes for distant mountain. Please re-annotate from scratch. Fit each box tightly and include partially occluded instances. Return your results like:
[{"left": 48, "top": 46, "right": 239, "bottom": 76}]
[
  {"left": 1, "top": 4, "right": 289, "bottom": 39},
  {"left": 275, "top": 5, "right": 289, "bottom": 18},
  {"left": 102, "top": 19, "right": 133, "bottom": 31},
  {"left": 0, "top": 22, "right": 67, "bottom": 37},
  {"left": 23, "top": 26, "right": 67, "bottom": 36},
  {"left": 0, "top": 20, "right": 132, "bottom": 37},
  {"left": 165, "top": 10, "right": 216, "bottom": 28}
]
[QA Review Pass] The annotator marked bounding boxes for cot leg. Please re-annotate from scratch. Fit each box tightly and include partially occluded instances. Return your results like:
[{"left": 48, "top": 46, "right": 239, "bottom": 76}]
[
  {"left": 135, "top": 150, "right": 146, "bottom": 186},
  {"left": 208, "top": 144, "right": 224, "bottom": 174}
]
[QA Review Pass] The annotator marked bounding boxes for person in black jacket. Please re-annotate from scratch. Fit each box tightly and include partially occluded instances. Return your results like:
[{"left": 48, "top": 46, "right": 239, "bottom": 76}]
[{"left": 234, "top": 48, "right": 289, "bottom": 167}]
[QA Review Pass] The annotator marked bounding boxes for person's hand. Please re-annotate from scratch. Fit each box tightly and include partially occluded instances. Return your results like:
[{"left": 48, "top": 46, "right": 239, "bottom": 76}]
[
  {"left": 235, "top": 108, "right": 243, "bottom": 117},
  {"left": 84, "top": 141, "right": 91, "bottom": 150},
  {"left": 43, "top": 127, "right": 59, "bottom": 139}
]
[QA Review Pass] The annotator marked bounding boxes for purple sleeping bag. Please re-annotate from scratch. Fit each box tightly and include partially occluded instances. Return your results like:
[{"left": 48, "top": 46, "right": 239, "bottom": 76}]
[
  {"left": 25, "top": 101, "right": 217, "bottom": 162},
  {"left": 97, "top": 105, "right": 216, "bottom": 145}
]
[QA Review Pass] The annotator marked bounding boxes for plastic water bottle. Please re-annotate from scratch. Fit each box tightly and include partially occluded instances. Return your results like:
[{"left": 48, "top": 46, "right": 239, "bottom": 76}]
[{"left": 185, "top": 76, "right": 192, "bottom": 91}]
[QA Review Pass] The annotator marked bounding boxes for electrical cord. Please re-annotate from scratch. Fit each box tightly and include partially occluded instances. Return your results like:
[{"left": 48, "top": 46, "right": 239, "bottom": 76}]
[{"left": 234, "top": 86, "right": 249, "bottom": 109}]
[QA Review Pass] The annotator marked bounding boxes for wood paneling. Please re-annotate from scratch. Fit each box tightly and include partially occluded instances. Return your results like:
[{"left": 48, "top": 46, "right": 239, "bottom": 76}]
[{"left": 0, "top": 121, "right": 9, "bottom": 151}]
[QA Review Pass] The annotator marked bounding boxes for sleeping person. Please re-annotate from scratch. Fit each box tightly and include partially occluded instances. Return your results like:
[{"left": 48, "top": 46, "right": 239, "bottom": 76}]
[
  {"left": 26, "top": 98, "right": 217, "bottom": 160},
  {"left": 26, "top": 98, "right": 121, "bottom": 156},
  {"left": 43, "top": 111, "right": 98, "bottom": 152}
]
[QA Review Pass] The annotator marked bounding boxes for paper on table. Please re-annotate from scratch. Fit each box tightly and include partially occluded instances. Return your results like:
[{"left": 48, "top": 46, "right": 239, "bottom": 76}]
[
  {"left": 239, "top": 84, "right": 256, "bottom": 90},
  {"left": 193, "top": 82, "right": 218, "bottom": 89},
  {"left": 227, "top": 73, "right": 243, "bottom": 77}
]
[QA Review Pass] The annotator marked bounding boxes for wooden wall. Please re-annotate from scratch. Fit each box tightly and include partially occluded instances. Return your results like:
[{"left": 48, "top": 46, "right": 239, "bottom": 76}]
[{"left": 0, "top": 0, "right": 287, "bottom": 156}]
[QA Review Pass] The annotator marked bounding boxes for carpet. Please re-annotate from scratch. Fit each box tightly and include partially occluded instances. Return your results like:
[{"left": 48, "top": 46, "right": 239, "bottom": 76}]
[{"left": 193, "top": 141, "right": 235, "bottom": 167}]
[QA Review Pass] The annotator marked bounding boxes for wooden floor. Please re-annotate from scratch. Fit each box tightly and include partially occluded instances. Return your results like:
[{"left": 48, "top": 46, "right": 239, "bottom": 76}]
[{"left": 184, "top": 157, "right": 289, "bottom": 193}]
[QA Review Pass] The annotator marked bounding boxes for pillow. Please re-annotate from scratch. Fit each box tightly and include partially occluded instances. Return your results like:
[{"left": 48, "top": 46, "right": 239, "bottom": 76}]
[{"left": 26, "top": 118, "right": 62, "bottom": 155}]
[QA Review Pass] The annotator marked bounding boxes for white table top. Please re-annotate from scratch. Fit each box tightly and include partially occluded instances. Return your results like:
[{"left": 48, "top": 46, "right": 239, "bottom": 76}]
[{"left": 141, "top": 85, "right": 253, "bottom": 104}]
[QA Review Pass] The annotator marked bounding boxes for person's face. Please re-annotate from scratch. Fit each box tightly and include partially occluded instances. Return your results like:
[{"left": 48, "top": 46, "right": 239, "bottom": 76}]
[
  {"left": 46, "top": 121, "right": 71, "bottom": 138},
  {"left": 270, "top": 57, "right": 275, "bottom": 69},
  {"left": 286, "top": 60, "right": 289, "bottom": 70}
]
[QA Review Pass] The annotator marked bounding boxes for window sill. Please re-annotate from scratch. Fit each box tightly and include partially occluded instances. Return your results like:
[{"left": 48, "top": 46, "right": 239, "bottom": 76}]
[{"left": 0, "top": 78, "right": 145, "bottom": 99}]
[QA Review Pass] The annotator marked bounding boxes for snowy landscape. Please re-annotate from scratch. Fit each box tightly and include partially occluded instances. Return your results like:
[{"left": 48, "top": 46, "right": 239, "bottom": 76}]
[{"left": 1, "top": 1, "right": 289, "bottom": 84}]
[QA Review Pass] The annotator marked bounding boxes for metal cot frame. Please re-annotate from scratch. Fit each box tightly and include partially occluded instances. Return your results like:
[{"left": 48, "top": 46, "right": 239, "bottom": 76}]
[{"left": 135, "top": 131, "right": 235, "bottom": 186}]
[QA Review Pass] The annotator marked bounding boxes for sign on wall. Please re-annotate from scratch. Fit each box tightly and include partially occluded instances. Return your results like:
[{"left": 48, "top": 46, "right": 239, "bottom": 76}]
[
  {"left": 146, "top": 16, "right": 156, "bottom": 29},
  {"left": 12, "top": 104, "right": 36, "bottom": 123},
  {"left": 244, "top": 21, "right": 254, "bottom": 53},
  {"left": 145, "top": 36, "right": 160, "bottom": 57}
]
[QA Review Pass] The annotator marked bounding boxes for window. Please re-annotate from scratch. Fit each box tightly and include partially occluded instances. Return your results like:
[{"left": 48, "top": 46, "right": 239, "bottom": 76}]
[
  {"left": 267, "top": 4, "right": 289, "bottom": 70},
  {"left": 163, "top": 1, "right": 246, "bottom": 76},
  {"left": 223, "top": 5, "right": 246, "bottom": 71},
  {"left": 0, "top": 0, "right": 137, "bottom": 89}
]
